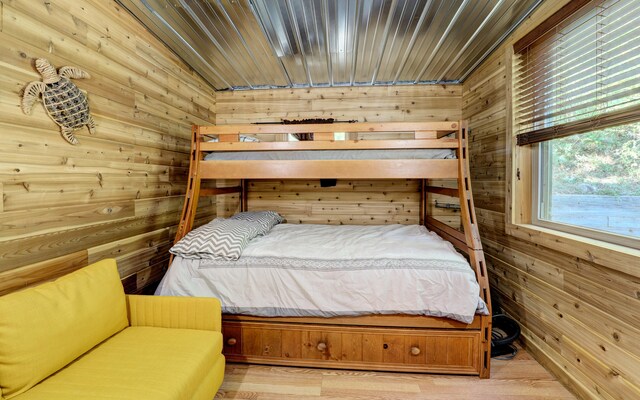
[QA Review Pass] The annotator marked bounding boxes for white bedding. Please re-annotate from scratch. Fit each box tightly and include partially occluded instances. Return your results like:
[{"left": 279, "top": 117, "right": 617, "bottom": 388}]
[
  {"left": 204, "top": 148, "right": 456, "bottom": 161},
  {"left": 156, "top": 224, "right": 487, "bottom": 323}
]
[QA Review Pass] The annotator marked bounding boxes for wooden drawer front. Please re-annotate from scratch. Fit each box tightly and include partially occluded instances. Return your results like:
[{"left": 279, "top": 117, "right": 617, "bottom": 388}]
[
  {"left": 244, "top": 327, "right": 282, "bottom": 357},
  {"left": 223, "top": 322, "right": 481, "bottom": 374},
  {"left": 364, "top": 333, "right": 477, "bottom": 368}
]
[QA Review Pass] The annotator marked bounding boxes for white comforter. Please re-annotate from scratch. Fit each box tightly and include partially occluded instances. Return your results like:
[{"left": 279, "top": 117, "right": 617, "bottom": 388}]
[{"left": 156, "top": 224, "right": 487, "bottom": 323}]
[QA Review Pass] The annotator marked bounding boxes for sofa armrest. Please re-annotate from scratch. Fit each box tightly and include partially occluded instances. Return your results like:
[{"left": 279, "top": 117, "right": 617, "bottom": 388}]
[{"left": 126, "top": 295, "right": 222, "bottom": 332}]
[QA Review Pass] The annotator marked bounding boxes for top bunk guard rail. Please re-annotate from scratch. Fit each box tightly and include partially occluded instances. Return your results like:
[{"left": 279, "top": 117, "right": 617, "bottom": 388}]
[
  {"left": 195, "top": 121, "right": 461, "bottom": 180},
  {"left": 198, "top": 121, "right": 460, "bottom": 136}
]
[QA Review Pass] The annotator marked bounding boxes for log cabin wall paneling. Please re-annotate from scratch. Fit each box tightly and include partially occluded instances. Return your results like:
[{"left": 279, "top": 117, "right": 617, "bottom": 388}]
[
  {"left": 462, "top": 1, "right": 640, "bottom": 399},
  {"left": 0, "top": 0, "right": 217, "bottom": 295},
  {"left": 215, "top": 86, "right": 462, "bottom": 225}
]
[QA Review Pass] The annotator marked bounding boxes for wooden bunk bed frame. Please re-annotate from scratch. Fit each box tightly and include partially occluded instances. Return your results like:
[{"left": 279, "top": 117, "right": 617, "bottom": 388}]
[{"left": 173, "top": 120, "right": 492, "bottom": 378}]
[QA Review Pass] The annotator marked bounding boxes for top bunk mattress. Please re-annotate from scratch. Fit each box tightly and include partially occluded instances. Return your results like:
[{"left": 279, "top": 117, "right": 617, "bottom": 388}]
[{"left": 204, "top": 148, "right": 456, "bottom": 161}]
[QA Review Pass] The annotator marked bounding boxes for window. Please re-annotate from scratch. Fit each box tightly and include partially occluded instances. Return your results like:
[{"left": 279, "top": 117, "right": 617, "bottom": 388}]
[
  {"left": 511, "top": 0, "right": 640, "bottom": 249},
  {"left": 533, "top": 122, "right": 639, "bottom": 246}
]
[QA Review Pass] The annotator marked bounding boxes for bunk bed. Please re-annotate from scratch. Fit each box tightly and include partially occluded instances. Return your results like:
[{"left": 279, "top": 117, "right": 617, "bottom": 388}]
[{"left": 166, "top": 121, "right": 492, "bottom": 378}]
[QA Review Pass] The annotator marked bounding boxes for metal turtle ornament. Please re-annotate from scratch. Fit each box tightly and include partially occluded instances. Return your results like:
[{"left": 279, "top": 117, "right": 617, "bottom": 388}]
[{"left": 21, "top": 58, "right": 96, "bottom": 145}]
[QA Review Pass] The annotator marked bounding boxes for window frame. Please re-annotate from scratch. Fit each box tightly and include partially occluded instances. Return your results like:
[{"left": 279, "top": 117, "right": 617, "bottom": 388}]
[
  {"left": 505, "top": 134, "right": 640, "bottom": 277},
  {"left": 504, "top": 23, "right": 640, "bottom": 278}
]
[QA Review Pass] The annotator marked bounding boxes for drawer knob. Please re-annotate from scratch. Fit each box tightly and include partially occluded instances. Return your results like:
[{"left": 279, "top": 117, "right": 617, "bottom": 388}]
[
  {"left": 411, "top": 346, "right": 421, "bottom": 356},
  {"left": 227, "top": 337, "right": 237, "bottom": 346},
  {"left": 317, "top": 342, "right": 327, "bottom": 351}
]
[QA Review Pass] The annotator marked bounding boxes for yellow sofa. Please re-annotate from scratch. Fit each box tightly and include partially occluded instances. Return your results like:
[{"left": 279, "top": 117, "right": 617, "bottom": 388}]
[{"left": 0, "top": 259, "right": 225, "bottom": 400}]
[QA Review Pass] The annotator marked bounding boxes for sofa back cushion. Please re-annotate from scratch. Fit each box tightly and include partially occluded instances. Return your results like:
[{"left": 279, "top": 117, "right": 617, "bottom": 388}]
[{"left": 0, "top": 259, "right": 128, "bottom": 399}]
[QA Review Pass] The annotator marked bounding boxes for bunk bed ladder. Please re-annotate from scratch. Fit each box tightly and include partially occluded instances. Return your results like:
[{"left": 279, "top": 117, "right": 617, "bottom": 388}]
[
  {"left": 458, "top": 121, "right": 492, "bottom": 379},
  {"left": 170, "top": 126, "right": 203, "bottom": 266},
  {"left": 171, "top": 126, "right": 248, "bottom": 266},
  {"left": 424, "top": 121, "right": 492, "bottom": 378}
]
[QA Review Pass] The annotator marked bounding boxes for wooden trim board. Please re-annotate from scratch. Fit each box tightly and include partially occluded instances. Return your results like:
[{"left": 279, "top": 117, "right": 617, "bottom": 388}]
[{"left": 199, "top": 159, "right": 459, "bottom": 179}]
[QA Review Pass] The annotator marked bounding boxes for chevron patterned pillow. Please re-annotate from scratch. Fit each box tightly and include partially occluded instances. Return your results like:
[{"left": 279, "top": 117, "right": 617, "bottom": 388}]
[
  {"left": 170, "top": 219, "right": 261, "bottom": 260},
  {"left": 230, "top": 211, "right": 284, "bottom": 235}
]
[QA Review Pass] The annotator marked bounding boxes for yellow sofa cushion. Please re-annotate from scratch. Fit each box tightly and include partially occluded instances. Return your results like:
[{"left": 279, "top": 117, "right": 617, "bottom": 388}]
[
  {"left": 0, "top": 259, "right": 128, "bottom": 399},
  {"left": 11, "top": 326, "right": 224, "bottom": 400},
  {"left": 127, "top": 294, "right": 222, "bottom": 331}
]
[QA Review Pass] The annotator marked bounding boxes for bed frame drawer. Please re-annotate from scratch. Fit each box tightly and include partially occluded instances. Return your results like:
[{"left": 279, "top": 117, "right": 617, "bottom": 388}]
[{"left": 222, "top": 321, "right": 482, "bottom": 375}]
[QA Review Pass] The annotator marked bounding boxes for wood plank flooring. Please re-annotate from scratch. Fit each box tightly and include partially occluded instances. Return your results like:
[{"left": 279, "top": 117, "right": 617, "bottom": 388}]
[{"left": 215, "top": 346, "right": 576, "bottom": 399}]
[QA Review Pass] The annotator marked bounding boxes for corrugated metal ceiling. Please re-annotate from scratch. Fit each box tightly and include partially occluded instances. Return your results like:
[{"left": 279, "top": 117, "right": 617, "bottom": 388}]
[{"left": 119, "top": 0, "right": 542, "bottom": 90}]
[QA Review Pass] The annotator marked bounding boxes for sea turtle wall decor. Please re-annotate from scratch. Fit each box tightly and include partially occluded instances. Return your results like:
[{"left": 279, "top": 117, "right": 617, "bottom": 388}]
[{"left": 21, "top": 58, "right": 96, "bottom": 145}]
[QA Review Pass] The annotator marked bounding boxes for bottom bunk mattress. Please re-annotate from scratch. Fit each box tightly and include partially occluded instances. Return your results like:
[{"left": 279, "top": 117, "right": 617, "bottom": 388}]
[{"left": 156, "top": 223, "right": 488, "bottom": 324}]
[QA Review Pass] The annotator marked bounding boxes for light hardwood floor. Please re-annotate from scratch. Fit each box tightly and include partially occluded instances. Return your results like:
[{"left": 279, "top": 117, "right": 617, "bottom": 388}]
[{"left": 215, "top": 345, "right": 576, "bottom": 399}]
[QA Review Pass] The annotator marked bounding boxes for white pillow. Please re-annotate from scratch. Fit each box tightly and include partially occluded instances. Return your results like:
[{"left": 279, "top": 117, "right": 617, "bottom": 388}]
[{"left": 230, "top": 211, "right": 284, "bottom": 235}]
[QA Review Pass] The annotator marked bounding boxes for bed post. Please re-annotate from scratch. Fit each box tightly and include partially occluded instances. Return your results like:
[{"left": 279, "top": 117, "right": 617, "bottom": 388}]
[
  {"left": 457, "top": 120, "right": 492, "bottom": 378},
  {"left": 420, "top": 179, "right": 427, "bottom": 225},
  {"left": 170, "top": 125, "right": 202, "bottom": 266},
  {"left": 240, "top": 179, "right": 249, "bottom": 212}
]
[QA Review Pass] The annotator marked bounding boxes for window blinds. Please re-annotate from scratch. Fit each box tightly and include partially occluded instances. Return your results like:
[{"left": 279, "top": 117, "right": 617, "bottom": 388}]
[{"left": 514, "top": 0, "right": 640, "bottom": 146}]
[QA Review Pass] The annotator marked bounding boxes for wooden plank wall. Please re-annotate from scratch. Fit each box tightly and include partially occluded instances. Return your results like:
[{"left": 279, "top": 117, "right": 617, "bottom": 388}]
[
  {"left": 462, "top": 1, "right": 640, "bottom": 399},
  {"left": 0, "top": 0, "right": 216, "bottom": 295},
  {"left": 215, "top": 86, "right": 462, "bottom": 225}
]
